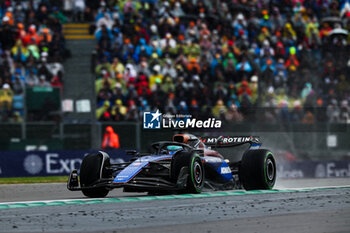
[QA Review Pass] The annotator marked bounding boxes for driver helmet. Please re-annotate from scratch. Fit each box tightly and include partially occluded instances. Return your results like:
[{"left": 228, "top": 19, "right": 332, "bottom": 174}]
[{"left": 166, "top": 145, "right": 182, "bottom": 155}]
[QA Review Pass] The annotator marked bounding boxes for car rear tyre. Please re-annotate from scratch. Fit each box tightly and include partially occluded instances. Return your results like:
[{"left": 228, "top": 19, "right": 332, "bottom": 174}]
[
  {"left": 80, "top": 152, "right": 111, "bottom": 198},
  {"left": 171, "top": 152, "right": 204, "bottom": 193},
  {"left": 239, "top": 149, "right": 276, "bottom": 190}
]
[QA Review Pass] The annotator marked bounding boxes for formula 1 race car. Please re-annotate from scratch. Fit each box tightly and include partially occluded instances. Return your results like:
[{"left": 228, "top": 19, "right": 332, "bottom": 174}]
[{"left": 67, "top": 134, "right": 276, "bottom": 197}]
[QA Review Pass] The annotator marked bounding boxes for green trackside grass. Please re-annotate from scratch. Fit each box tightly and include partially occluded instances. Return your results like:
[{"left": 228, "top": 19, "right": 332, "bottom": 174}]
[{"left": 0, "top": 176, "right": 69, "bottom": 184}]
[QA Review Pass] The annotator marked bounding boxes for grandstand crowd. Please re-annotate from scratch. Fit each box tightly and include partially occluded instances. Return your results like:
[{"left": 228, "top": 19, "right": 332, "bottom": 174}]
[
  {"left": 0, "top": 0, "right": 67, "bottom": 122},
  {"left": 92, "top": 0, "right": 350, "bottom": 124},
  {"left": 1, "top": 0, "right": 350, "bottom": 124}
]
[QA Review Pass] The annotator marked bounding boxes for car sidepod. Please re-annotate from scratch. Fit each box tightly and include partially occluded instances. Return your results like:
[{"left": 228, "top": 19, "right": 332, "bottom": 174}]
[{"left": 202, "top": 156, "right": 233, "bottom": 183}]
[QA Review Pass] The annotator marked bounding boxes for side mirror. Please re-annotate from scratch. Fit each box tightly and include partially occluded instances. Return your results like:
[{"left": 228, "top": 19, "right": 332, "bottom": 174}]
[{"left": 215, "top": 136, "right": 223, "bottom": 150}]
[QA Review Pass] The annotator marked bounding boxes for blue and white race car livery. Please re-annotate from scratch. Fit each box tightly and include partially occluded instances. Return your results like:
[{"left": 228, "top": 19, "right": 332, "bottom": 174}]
[{"left": 68, "top": 134, "right": 276, "bottom": 198}]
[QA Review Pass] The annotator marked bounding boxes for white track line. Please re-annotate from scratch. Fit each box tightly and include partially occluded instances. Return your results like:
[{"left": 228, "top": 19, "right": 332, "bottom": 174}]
[
  {"left": 0, "top": 197, "right": 107, "bottom": 205},
  {"left": 275, "top": 185, "right": 350, "bottom": 190},
  {"left": 1, "top": 185, "right": 349, "bottom": 206}
]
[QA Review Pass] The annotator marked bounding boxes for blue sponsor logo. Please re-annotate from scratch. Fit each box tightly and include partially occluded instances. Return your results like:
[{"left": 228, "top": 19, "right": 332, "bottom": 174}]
[{"left": 143, "top": 110, "right": 162, "bottom": 129}]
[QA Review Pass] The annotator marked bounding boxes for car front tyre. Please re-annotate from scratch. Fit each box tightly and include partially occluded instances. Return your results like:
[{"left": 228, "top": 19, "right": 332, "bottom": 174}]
[
  {"left": 171, "top": 152, "right": 204, "bottom": 193},
  {"left": 80, "top": 153, "right": 110, "bottom": 198}
]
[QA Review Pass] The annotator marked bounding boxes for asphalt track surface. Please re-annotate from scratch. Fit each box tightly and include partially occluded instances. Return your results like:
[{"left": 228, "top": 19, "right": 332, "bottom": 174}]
[{"left": 0, "top": 178, "right": 349, "bottom": 233}]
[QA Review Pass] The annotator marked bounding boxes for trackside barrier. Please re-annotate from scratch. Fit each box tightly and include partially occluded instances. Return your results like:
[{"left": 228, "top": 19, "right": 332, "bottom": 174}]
[
  {"left": 0, "top": 149, "right": 129, "bottom": 177},
  {"left": 277, "top": 160, "right": 350, "bottom": 179}
]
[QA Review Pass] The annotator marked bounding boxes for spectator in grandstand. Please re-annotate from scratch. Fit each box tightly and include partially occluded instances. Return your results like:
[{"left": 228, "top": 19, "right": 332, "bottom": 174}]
[
  {"left": 25, "top": 69, "right": 39, "bottom": 87},
  {"left": 111, "top": 99, "right": 127, "bottom": 121},
  {"left": 51, "top": 74, "right": 63, "bottom": 91},
  {"left": 11, "top": 39, "right": 28, "bottom": 62},
  {"left": 24, "top": 25, "right": 40, "bottom": 45},
  {"left": 73, "top": 0, "right": 85, "bottom": 22},
  {"left": 225, "top": 104, "right": 243, "bottom": 123},
  {"left": 12, "top": 76, "right": 25, "bottom": 95},
  {"left": 302, "top": 111, "right": 316, "bottom": 124},
  {"left": 327, "top": 99, "right": 341, "bottom": 123},
  {"left": 0, "top": 83, "right": 13, "bottom": 119},
  {"left": 38, "top": 75, "right": 51, "bottom": 87},
  {"left": 10, "top": 111, "right": 23, "bottom": 123},
  {"left": 212, "top": 99, "right": 227, "bottom": 118},
  {"left": 50, "top": 7, "right": 67, "bottom": 24},
  {"left": 96, "top": 100, "right": 110, "bottom": 121},
  {"left": 111, "top": 57, "right": 124, "bottom": 76}
]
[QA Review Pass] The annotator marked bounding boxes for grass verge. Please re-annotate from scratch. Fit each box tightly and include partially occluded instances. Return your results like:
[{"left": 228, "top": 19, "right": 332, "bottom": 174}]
[{"left": 0, "top": 176, "right": 68, "bottom": 184}]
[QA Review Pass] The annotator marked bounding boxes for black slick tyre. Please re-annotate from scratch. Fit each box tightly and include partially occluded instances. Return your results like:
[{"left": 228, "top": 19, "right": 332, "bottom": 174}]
[
  {"left": 239, "top": 149, "right": 276, "bottom": 190},
  {"left": 80, "top": 153, "right": 110, "bottom": 198},
  {"left": 171, "top": 151, "right": 204, "bottom": 193}
]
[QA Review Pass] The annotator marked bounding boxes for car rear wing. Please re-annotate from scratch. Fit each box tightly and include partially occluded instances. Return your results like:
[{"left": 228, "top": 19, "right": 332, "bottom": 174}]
[{"left": 200, "top": 136, "right": 261, "bottom": 148}]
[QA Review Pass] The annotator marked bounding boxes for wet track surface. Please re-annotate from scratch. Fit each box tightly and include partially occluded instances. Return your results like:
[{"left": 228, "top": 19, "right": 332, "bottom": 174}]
[
  {"left": 1, "top": 178, "right": 349, "bottom": 203},
  {"left": 0, "top": 178, "right": 349, "bottom": 233}
]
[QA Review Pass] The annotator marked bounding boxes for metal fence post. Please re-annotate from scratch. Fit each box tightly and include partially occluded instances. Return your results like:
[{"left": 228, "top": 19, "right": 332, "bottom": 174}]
[
  {"left": 136, "top": 122, "right": 141, "bottom": 150},
  {"left": 91, "top": 122, "right": 102, "bottom": 150},
  {"left": 60, "top": 123, "right": 64, "bottom": 140},
  {"left": 21, "top": 122, "right": 26, "bottom": 140}
]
